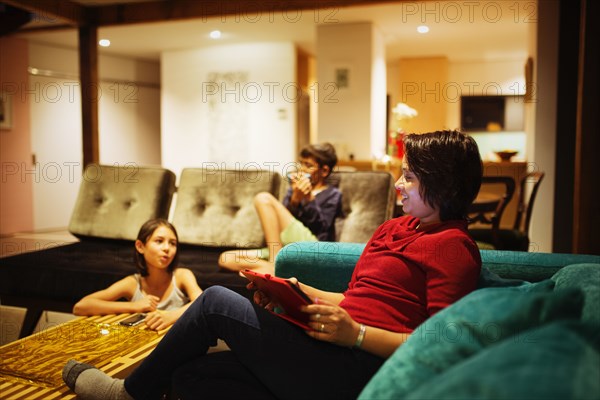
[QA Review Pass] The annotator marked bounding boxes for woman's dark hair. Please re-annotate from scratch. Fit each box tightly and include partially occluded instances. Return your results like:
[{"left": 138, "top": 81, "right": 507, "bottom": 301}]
[
  {"left": 300, "top": 143, "right": 337, "bottom": 177},
  {"left": 134, "top": 218, "right": 179, "bottom": 277},
  {"left": 403, "top": 130, "right": 482, "bottom": 221}
]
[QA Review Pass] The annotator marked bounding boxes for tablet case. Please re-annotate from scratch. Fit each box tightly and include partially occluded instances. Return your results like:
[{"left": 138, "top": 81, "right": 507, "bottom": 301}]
[{"left": 241, "top": 269, "right": 313, "bottom": 330}]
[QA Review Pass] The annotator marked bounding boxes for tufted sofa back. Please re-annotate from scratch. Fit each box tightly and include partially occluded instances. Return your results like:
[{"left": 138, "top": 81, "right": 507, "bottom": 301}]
[
  {"left": 279, "top": 171, "right": 396, "bottom": 243},
  {"left": 333, "top": 171, "right": 396, "bottom": 242},
  {"left": 173, "top": 168, "right": 282, "bottom": 247},
  {"left": 68, "top": 164, "right": 176, "bottom": 241},
  {"left": 67, "top": 166, "right": 394, "bottom": 246}
]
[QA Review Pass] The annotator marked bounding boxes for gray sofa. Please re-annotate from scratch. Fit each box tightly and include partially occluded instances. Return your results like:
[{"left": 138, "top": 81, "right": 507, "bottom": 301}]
[{"left": 0, "top": 164, "right": 396, "bottom": 337}]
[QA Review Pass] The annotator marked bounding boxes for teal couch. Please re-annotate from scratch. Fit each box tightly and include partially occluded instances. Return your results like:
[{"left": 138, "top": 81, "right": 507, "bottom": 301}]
[{"left": 275, "top": 242, "right": 600, "bottom": 400}]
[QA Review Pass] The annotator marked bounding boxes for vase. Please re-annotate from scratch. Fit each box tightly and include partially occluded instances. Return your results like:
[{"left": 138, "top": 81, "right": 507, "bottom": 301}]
[{"left": 388, "top": 129, "right": 404, "bottom": 159}]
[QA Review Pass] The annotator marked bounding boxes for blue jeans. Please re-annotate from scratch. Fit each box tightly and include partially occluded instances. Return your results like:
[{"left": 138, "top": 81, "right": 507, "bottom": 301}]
[{"left": 124, "top": 286, "right": 384, "bottom": 399}]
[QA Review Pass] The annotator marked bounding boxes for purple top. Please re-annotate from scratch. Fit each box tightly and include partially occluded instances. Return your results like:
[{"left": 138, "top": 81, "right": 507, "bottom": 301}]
[{"left": 283, "top": 186, "right": 343, "bottom": 241}]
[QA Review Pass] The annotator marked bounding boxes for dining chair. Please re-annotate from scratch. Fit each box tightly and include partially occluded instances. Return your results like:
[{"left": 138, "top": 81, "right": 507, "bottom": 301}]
[
  {"left": 470, "top": 171, "right": 545, "bottom": 251},
  {"left": 467, "top": 176, "right": 516, "bottom": 250}
]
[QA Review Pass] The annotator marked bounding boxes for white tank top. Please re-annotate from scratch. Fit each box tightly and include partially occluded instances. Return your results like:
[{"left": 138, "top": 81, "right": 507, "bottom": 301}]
[{"left": 130, "top": 273, "right": 189, "bottom": 311}]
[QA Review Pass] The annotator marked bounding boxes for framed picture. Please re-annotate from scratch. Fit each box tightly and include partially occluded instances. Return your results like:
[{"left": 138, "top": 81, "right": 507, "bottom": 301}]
[
  {"left": 0, "top": 91, "right": 13, "bottom": 130},
  {"left": 332, "top": 63, "right": 353, "bottom": 91},
  {"left": 335, "top": 67, "right": 350, "bottom": 89}
]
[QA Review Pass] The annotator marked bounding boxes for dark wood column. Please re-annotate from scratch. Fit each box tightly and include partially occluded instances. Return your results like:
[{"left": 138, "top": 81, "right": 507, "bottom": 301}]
[
  {"left": 78, "top": 25, "right": 99, "bottom": 167},
  {"left": 552, "top": 0, "right": 599, "bottom": 255},
  {"left": 573, "top": 0, "right": 599, "bottom": 254}
]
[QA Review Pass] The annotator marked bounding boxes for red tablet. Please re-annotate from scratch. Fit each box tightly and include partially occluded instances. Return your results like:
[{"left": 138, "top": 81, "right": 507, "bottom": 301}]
[{"left": 241, "top": 269, "right": 313, "bottom": 330}]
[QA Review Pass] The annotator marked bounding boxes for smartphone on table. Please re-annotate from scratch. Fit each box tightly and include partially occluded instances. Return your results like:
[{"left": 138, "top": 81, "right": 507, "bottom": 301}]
[{"left": 118, "top": 313, "right": 147, "bottom": 327}]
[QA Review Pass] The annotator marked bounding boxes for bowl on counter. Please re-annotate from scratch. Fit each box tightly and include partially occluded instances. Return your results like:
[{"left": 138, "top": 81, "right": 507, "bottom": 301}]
[{"left": 495, "top": 150, "right": 518, "bottom": 162}]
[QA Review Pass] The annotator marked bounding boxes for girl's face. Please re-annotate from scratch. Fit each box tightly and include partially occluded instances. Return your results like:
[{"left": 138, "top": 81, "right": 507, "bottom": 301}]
[
  {"left": 135, "top": 225, "right": 177, "bottom": 271},
  {"left": 395, "top": 161, "right": 440, "bottom": 225}
]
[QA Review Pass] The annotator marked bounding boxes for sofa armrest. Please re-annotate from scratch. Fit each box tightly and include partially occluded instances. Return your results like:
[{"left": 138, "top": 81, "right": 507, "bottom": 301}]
[
  {"left": 274, "top": 242, "right": 366, "bottom": 293},
  {"left": 275, "top": 244, "right": 600, "bottom": 293},
  {"left": 481, "top": 249, "right": 600, "bottom": 282}
]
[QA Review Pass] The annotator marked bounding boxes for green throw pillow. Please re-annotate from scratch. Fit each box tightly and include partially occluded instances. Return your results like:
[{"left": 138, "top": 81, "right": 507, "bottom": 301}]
[
  {"left": 551, "top": 263, "right": 600, "bottom": 325},
  {"left": 358, "top": 280, "right": 584, "bottom": 400},
  {"left": 403, "top": 320, "right": 600, "bottom": 399}
]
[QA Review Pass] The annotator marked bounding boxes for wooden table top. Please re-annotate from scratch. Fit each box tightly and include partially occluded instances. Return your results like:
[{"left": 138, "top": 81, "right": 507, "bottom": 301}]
[{"left": 0, "top": 314, "right": 168, "bottom": 400}]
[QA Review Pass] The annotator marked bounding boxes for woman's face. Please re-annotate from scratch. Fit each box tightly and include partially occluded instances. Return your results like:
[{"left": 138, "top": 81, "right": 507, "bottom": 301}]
[
  {"left": 136, "top": 225, "right": 177, "bottom": 271},
  {"left": 395, "top": 161, "right": 440, "bottom": 224}
]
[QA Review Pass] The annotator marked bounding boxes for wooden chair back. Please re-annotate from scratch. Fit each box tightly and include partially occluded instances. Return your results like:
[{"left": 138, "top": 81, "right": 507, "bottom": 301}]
[
  {"left": 514, "top": 171, "right": 545, "bottom": 235},
  {"left": 468, "top": 176, "right": 516, "bottom": 248}
]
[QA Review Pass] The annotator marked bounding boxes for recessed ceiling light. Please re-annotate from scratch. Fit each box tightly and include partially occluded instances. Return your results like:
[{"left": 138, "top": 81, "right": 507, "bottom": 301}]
[
  {"left": 417, "top": 25, "right": 429, "bottom": 34},
  {"left": 209, "top": 30, "right": 222, "bottom": 39},
  {"left": 98, "top": 39, "right": 111, "bottom": 47}
]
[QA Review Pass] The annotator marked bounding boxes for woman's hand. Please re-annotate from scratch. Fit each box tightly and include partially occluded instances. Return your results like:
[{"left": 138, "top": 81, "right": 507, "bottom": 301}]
[
  {"left": 246, "top": 281, "right": 277, "bottom": 311},
  {"left": 302, "top": 297, "right": 360, "bottom": 347},
  {"left": 132, "top": 294, "right": 159, "bottom": 313},
  {"left": 144, "top": 310, "right": 176, "bottom": 331}
]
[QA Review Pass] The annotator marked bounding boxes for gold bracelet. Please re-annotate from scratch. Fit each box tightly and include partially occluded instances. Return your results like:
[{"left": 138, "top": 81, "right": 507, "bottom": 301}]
[{"left": 354, "top": 324, "right": 366, "bottom": 348}]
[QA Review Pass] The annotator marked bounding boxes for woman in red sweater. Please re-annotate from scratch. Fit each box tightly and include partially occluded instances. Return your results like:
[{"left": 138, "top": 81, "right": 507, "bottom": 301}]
[{"left": 62, "top": 130, "right": 483, "bottom": 400}]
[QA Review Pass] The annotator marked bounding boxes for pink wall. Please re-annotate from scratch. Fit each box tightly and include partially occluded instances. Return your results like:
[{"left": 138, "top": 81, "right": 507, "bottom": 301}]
[{"left": 0, "top": 37, "right": 33, "bottom": 235}]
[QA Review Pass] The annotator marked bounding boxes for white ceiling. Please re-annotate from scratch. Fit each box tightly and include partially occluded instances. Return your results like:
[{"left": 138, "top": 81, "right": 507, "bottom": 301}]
[{"left": 15, "top": 1, "right": 532, "bottom": 63}]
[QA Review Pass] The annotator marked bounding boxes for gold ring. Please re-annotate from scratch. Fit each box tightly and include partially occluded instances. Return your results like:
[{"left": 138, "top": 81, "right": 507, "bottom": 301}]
[
  {"left": 320, "top": 323, "right": 325, "bottom": 332},
  {"left": 315, "top": 313, "right": 321, "bottom": 321}
]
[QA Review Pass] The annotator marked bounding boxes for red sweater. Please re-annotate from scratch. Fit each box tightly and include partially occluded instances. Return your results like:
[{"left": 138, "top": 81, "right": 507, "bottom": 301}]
[{"left": 339, "top": 216, "right": 481, "bottom": 333}]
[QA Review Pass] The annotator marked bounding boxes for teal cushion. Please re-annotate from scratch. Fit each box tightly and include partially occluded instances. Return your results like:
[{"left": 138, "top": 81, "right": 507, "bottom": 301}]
[
  {"left": 551, "top": 263, "right": 600, "bottom": 325},
  {"left": 358, "top": 280, "right": 584, "bottom": 400},
  {"left": 275, "top": 242, "right": 364, "bottom": 292},
  {"left": 477, "top": 266, "right": 528, "bottom": 288},
  {"left": 403, "top": 320, "right": 600, "bottom": 399},
  {"left": 480, "top": 250, "right": 600, "bottom": 282}
]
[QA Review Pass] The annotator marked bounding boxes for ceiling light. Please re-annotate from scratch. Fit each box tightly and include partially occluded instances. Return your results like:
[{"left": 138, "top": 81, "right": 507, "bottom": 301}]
[
  {"left": 417, "top": 25, "right": 429, "bottom": 34},
  {"left": 98, "top": 39, "right": 111, "bottom": 47},
  {"left": 209, "top": 30, "right": 222, "bottom": 39}
]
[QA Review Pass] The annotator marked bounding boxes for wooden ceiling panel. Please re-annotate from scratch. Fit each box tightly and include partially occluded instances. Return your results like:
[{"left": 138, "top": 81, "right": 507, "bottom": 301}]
[
  {"left": 5, "top": 0, "right": 400, "bottom": 27},
  {"left": 3, "top": 0, "right": 87, "bottom": 26}
]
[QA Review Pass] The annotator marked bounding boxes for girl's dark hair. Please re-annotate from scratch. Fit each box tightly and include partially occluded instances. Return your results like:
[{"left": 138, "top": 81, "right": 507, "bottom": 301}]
[
  {"left": 403, "top": 130, "right": 482, "bottom": 221},
  {"left": 134, "top": 218, "right": 179, "bottom": 276},
  {"left": 300, "top": 143, "right": 337, "bottom": 177}
]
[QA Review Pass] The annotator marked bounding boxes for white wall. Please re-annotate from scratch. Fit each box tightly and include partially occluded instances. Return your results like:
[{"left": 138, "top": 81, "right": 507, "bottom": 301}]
[
  {"left": 446, "top": 59, "right": 526, "bottom": 130},
  {"left": 528, "top": 1, "right": 558, "bottom": 253},
  {"left": 317, "top": 23, "right": 385, "bottom": 160},
  {"left": 370, "top": 26, "right": 387, "bottom": 158},
  {"left": 27, "top": 43, "right": 161, "bottom": 230},
  {"left": 98, "top": 56, "right": 161, "bottom": 166},
  {"left": 160, "top": 42, "right": 297, "bottom": 179}
]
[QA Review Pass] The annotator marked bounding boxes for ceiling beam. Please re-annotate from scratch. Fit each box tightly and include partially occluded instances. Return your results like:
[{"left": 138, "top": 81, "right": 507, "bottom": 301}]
[
  {"left": 2, "top": 0, "right": 87, "bottom": 26},
  {"left": 89, "top": 0, "right": 401, "bottom": 26}
]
